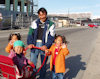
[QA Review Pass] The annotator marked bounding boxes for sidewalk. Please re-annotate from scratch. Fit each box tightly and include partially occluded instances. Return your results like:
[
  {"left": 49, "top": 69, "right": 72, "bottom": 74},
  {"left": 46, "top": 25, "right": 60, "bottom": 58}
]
[{"left": 82, "top": 31, "right": 100, "bottom": 79}]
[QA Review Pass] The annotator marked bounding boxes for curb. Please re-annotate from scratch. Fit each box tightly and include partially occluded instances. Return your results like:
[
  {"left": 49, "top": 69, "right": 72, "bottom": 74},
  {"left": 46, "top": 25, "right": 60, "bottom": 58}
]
[
  {"left": 0, "top": 26, "right": 88, "bottom": 33},
  {"left": 0, "top": 28, "right": 29, "bottom": 33},
  {"left": 0, "top": 26, "right": 88, "bottom": 39}
]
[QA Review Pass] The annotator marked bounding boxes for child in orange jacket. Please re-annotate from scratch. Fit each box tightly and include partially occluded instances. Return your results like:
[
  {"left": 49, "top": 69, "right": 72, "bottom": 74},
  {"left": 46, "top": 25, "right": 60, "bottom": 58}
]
[
  {"left": 5, "top": 33, "right": 21, "bottom": 53},
  {"left": 45, "top": 35, "right": 69, "bottom": 79}
]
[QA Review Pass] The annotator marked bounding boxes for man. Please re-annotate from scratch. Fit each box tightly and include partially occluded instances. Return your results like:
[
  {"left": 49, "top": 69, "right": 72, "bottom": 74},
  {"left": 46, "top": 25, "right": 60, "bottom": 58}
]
[{"left": 27, "top": 7, "right": 55, "bottom": 79}]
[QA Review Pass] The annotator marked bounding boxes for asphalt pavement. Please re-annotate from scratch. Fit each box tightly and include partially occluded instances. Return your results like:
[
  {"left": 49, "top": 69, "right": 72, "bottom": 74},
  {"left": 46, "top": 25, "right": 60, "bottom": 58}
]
[
  {"left": 82, "top": 30, "right": 100, "bottom": 79},
  {"left": 0, "top": 26, "right": 100, "bottom": 79}
]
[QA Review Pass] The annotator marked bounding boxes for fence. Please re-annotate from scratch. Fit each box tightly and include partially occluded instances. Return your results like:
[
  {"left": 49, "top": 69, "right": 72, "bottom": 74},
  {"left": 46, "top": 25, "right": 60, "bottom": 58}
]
[
  {"left": 0, "top": 14, "right": 37, "bottom": 30},
  {"left": 0, "top": 13, "right": 83, "bottom": 30},
  {"left": 0, "top": 15, "right": 11, "bottom": 29}
]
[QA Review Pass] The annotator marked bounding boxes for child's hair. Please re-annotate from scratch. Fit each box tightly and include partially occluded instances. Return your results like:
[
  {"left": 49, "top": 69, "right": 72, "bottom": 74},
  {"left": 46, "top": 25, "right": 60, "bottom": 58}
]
[
  {"left": 8, "top": 33, "right": 21, "bottom": 41},
  {"left": 55, "top": 34, "right": 68, "bottom": 44}
]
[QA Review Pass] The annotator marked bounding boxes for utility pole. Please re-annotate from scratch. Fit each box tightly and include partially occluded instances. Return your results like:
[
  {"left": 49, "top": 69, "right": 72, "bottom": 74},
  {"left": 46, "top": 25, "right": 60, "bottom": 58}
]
[
  {"left": 31, "top": 0, "right": 33, "bottom": 15},
  {"left": 11, "top": 14, "right": 13, "bottom": 29},
  {"left": 67, "top": 8, "right": 70, "bottom": 27},
  {"left": 27, "top": 0, "right": 29, "bottom": 17}
]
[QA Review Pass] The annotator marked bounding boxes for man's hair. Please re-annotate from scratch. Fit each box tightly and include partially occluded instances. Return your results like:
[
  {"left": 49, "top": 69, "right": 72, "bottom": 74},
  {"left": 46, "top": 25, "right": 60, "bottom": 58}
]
[{"left": 38, "top": 7, "right": 47, "bottom": 15}]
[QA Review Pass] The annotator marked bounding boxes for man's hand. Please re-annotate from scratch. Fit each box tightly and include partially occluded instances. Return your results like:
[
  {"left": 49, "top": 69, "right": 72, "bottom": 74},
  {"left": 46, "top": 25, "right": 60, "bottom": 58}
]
[
  {"left": 28, "top": 44, "right": 34, "bottom": 49},
  {"left": 41, "top": 45, "right": 47, "bottom": 51}
]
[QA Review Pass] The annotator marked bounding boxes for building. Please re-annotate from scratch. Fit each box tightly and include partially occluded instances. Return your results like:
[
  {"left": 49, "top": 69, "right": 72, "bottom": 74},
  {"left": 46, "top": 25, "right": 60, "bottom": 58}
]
[
  {"left": 48, "top": 15, "right": 74, "bottom": 27},
  {"left": 0, "top": 0, "right": 39, "bottom": 29},
  {"left": 48, "top": 13, "right": 92, "bottom": 27},
  {"left": 0, "top": 0, "right": 34, "bottom": 17},
  {"left": 93, "top": 18, "right": 100, "bottom": 26},
  {"left": 0, "top": 0, "right": 32, "bottom": 12}
]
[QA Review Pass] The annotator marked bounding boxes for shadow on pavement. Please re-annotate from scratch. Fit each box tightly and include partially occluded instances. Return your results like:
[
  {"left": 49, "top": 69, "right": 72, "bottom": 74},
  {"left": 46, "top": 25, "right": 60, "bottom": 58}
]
[
  {"left": 40, "top": 55, "right": 86, "bottom": 79},
  {"left": 36, "top": 63, "right": 52, "bottom": 79},
  {"left": 64, "top": 55, "right": 86, "bottom": 79}
]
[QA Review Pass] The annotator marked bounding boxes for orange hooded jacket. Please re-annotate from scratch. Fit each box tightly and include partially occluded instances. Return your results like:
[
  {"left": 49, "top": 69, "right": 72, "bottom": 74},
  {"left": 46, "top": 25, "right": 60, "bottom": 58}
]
[{"left": 48, "top": 44, "right": 69, "bottom": 73}]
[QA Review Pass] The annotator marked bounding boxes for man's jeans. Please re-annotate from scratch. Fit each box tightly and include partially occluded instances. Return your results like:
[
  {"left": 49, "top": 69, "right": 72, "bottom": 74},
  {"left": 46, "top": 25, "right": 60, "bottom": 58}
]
[
  {"left": 30, "top": 41, "right": 47, "bottom": 79},
  {"left": 52, "top": 66, "right": 64, "bottom": 79}
]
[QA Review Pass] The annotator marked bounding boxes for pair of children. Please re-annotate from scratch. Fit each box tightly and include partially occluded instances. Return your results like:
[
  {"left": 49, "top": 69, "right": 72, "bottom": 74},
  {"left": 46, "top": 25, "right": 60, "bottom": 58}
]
[
  {"left": 5, "top": 33, "right": 35, "bottom": 78},
  {"left": 5, "top": 33, "right": 69, "bottom": 79}
]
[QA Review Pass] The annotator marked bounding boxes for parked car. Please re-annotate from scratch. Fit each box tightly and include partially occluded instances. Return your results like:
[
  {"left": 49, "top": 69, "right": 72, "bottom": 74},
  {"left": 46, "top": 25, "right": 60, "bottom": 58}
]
[{"left": 88, "top": 24, "right": 98, "bottom": 28}]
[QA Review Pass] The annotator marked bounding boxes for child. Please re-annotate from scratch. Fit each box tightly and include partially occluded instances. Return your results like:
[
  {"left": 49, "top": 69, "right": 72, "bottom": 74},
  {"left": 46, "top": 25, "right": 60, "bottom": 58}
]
[
  {"left": 8, "top": 40, "right": 35, "bottom": 78},
  {"left": 5, "top": 33, "right": 21, "bottom": 53},
  {"left": 45, "top": 35, "right": 69, "bottom": 79}
]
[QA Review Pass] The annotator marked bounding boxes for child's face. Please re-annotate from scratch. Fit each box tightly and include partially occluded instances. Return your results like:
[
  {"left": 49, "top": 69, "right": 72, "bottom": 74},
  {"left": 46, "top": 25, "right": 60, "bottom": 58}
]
[
  {"left": 55, "top": 36, "right": 63, "bottom": 47},
  {"left": 12, "top": 35, "right": 18, "bottom": 42},
  {"left": 14, "top": 46, "right": 23, "bottom": 54}
]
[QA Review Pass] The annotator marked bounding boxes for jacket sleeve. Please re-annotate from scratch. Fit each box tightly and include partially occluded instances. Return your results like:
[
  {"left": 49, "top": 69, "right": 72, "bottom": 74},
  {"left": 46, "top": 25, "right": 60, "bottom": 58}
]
[
  {"left": 5, "top": 43, "right": 13, "bottom": 53},
  {"left": 45, "top": 24, "right": 55, "bottom": 48},
  {"left": 27, "top": 27, "right": 34, "bottom": 45},
  {"left": 62, "top": 47, "right": 69, "bottom": 56},
  {"left": 8, "top": 50, "right": 15, "bottom": 58}
]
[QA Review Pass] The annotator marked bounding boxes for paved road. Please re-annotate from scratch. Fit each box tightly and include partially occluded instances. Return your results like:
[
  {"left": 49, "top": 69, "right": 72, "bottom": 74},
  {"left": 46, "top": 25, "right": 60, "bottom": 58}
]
[
  {"left": 0, "top": 27, "right": 99, "bottom": 79},
  {"left": 55, "top": 27, "right": 99, "bottom": 79}
]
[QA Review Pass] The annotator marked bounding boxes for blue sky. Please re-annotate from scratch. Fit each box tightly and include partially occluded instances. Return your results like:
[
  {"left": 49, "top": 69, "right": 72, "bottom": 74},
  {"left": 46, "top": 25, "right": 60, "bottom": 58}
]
[{"left": 38, "top": 0, "right": 100, "bottom": 17}]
